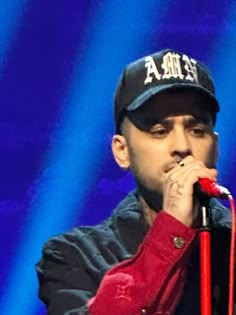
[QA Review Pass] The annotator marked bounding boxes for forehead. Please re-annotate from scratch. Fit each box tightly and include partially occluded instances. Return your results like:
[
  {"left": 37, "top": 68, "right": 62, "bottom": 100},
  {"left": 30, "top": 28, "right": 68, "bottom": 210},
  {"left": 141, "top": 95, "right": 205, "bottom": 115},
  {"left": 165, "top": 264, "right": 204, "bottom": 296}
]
[{"left": 126, "top": 90, "right": 215, "bottom": 129}]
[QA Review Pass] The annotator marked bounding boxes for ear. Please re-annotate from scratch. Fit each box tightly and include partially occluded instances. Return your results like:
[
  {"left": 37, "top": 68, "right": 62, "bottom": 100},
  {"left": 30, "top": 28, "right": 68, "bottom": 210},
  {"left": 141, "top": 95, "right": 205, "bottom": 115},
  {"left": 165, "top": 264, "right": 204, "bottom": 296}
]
[{"left": 112, "top": 135, "right": 130, "bottom": 170}]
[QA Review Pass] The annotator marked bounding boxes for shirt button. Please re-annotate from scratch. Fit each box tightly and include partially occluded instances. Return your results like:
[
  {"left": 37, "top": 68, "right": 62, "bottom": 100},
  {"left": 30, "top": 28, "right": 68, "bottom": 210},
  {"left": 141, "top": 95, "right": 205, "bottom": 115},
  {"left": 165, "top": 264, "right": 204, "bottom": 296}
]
[
  {"left": 173, "top": 236, "right": 186, "bottom": 249},
  {"left": 141, "top": 309, "right": 147, "bottom": 314}
]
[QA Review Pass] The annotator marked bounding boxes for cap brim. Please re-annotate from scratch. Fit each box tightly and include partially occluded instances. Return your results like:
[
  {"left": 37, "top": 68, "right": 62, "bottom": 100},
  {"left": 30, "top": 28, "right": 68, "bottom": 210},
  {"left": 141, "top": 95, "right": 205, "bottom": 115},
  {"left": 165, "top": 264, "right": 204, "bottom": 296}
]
[{"left": 126, "top": 83, "right": 220, "bottom": 113}]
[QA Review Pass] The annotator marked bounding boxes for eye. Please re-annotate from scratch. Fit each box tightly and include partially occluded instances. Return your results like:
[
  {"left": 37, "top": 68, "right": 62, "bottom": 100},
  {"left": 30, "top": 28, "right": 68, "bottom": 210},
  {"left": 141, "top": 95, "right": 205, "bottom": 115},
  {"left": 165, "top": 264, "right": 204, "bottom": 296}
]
[
  {"left": 189, "top": 126, "right": 207, "bottom": 137},
  {"left": 149, "top": 127, "right": 169, "bottom": 138}
]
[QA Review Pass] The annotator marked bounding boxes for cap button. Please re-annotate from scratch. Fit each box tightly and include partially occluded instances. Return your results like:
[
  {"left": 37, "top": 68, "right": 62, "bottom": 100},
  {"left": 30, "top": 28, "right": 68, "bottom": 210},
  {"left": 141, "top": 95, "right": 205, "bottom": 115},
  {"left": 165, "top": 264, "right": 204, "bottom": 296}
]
[{"left": 173, "top": 236, "right": 186, "bottom": 249}]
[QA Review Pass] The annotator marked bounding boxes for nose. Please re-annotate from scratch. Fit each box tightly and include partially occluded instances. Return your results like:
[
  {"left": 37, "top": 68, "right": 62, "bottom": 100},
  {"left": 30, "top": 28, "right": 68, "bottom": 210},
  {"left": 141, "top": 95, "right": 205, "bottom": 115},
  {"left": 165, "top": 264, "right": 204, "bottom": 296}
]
[{"left": 170, "top": 128, "right": 192, "bottom": 159}]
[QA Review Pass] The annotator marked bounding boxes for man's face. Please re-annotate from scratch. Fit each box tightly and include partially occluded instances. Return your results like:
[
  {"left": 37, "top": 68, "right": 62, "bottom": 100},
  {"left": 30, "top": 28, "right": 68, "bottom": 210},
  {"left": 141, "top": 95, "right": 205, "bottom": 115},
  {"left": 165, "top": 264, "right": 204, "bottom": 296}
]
[{"left": 113, "top": 90, "right": 218, "bottom": 210}]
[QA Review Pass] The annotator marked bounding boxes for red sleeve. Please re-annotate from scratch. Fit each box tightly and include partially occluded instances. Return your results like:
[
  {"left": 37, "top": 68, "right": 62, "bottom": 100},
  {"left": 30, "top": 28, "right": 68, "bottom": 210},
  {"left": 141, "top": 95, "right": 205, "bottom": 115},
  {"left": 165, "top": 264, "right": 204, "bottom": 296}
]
[{"left": 88, "top": 211, "right": 198, "bottom": 315}]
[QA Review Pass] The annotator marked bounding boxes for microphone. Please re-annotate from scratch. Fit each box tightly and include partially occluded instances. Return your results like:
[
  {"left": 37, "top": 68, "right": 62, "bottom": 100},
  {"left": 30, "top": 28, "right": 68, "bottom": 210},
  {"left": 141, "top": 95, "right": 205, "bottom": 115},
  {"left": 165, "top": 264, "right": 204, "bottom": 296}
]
[
  {"left": 198, "top": 178, "right": 230, "bottom": 199},
  {"left": 176, "top": 159, "right": 230, "bottom": 199}
]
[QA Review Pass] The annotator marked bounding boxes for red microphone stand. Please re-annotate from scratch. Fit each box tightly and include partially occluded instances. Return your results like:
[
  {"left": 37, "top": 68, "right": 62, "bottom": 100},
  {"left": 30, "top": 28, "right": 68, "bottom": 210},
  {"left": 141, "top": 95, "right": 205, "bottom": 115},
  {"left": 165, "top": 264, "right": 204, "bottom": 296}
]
[{"left": 200, "top": 204, "right": 212, "bottom": 315}]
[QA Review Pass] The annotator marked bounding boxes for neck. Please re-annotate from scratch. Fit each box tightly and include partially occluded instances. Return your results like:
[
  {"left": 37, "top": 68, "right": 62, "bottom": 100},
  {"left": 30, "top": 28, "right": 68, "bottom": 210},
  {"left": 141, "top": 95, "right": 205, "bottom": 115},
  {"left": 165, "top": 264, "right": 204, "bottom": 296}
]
[{"left": 139, "top": 195, "right": 158, "bottom": 226}]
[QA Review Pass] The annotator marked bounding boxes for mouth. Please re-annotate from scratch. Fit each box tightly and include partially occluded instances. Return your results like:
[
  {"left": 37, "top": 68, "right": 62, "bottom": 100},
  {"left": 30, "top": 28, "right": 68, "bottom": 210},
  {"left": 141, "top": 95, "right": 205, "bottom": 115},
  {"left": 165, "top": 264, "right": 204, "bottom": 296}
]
[{"left": 164, "top": 162, "right": 178, "bottom": 173}]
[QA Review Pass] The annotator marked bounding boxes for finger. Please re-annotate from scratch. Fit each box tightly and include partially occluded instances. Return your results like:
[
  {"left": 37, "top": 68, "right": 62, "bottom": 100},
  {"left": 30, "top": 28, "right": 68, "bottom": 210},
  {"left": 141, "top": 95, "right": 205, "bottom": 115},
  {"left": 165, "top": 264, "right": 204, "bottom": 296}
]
[
  {"left": 165, "top": 161, "right": 217, "bottom": 196},
  {"left": 173, "top": 159, "right": 217, "bottom": 181}
]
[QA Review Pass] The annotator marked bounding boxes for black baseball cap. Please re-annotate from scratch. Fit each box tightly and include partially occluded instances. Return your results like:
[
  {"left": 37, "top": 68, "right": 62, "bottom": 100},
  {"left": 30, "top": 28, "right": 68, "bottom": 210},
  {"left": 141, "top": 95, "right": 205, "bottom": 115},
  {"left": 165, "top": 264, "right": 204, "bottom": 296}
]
[{"left": 114, "top": 49, "right": 219, "bottom": 131}]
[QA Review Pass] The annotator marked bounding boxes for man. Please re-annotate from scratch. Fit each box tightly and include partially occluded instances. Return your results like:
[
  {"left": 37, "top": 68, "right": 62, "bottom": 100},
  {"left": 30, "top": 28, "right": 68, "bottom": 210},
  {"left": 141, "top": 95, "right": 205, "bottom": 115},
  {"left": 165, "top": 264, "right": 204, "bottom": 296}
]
[{"left": 36, "top": 49, "right": 232, "bottom": 314}]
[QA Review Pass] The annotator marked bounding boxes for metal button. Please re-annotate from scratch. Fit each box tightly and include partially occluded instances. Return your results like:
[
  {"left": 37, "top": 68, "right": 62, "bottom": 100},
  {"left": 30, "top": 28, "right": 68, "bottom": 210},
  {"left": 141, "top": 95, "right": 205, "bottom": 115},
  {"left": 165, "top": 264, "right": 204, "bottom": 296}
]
[{"left": 173, "top": 236, "right": 186, "bottom": 249}]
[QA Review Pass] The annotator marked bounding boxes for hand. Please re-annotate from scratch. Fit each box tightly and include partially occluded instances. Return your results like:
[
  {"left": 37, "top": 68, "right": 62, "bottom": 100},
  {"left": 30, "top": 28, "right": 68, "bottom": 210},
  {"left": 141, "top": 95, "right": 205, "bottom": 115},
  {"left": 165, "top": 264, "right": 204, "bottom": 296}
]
[{"left": 162, "top": 156, "right": 217, "bottom": 227}]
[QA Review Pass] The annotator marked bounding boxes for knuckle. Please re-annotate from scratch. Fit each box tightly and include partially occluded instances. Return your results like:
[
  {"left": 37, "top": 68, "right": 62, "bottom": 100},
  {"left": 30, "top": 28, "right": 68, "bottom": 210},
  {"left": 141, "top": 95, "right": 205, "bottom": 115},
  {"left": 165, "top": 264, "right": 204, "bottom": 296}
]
[
  {"left": 167, "top": 172, "right": 176, "bottom": 182},
  {"left": 192, "top": 167, "right": 201, "bottom": 175},
  {"left": 195, "top": 160, "right": 204, "bottom": 168}
]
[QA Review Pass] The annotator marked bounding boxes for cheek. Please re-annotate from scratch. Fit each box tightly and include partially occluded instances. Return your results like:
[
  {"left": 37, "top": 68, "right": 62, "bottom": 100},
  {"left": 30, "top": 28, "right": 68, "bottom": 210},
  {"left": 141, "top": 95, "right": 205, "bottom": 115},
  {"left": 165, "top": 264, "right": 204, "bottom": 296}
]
[
  {"left": 128, "top": 141, "right": 166, "bottom": 180},
  {"left": 129, "top": 142, "right": 163, "bottom": 166},
  {"left": 195, "top": 140, "right": 217, "bottom": 167}
]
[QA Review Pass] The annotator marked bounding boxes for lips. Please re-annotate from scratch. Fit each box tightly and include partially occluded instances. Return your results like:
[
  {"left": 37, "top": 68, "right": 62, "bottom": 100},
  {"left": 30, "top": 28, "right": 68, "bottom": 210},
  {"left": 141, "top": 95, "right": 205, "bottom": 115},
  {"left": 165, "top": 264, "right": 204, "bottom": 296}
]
[{"left": 164, "top": 162, "right": 178, "bottom": 173}]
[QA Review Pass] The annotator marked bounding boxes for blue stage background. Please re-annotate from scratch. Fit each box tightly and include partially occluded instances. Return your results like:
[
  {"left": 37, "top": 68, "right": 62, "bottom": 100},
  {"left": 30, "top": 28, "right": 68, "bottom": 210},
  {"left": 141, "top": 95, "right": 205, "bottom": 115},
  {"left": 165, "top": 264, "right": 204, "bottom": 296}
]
[{"left": 0, "top": 1, "right": 236, "bottom": 314}]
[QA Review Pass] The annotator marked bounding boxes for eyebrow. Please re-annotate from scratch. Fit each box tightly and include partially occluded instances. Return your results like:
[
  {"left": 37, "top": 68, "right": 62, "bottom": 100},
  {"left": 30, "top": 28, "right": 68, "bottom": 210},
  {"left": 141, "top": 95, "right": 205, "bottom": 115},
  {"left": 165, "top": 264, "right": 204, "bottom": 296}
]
[
  {"left": 151, "top": 115, "right": 213, "bottom": 128},
  {"left": 183, "top": 116, "right": 212, "bottom": 126}
]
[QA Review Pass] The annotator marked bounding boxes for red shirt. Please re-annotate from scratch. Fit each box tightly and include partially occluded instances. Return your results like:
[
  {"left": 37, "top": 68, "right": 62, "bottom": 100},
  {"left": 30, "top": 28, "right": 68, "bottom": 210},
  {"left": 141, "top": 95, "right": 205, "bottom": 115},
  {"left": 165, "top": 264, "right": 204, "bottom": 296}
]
[{"left": 88, "top": 211, "right": 197, "bottom": 315}]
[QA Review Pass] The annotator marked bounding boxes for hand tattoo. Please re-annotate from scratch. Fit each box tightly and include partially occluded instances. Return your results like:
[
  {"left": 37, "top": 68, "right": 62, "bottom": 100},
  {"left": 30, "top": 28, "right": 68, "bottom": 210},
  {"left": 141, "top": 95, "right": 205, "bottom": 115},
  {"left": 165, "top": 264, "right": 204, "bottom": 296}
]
[{"left": 167, "top": 178, "right": 184, "bottom": 209}]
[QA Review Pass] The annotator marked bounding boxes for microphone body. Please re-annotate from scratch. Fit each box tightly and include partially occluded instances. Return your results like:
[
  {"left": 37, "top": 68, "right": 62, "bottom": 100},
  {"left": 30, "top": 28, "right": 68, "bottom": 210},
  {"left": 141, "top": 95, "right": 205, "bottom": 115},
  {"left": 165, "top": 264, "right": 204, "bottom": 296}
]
[{"left": 198, "top": 178, "right": 230, "bottom": 199}]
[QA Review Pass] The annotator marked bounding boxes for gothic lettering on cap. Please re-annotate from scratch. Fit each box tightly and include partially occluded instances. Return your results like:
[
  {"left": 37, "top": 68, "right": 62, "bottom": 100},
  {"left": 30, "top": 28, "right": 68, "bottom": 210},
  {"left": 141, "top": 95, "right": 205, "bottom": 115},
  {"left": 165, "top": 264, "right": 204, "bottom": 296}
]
[
  {"left": 182, "top": 54, "right": 198, "bottom": 83},
  {"left": 162, "top": 52, "right": 184, "bottom": 80},
  {"left": 144, "top": 52, "right": 199, "bottom": 85},
  {"left": 144, "top": 56, "right": 161, "bottom": 84}
]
